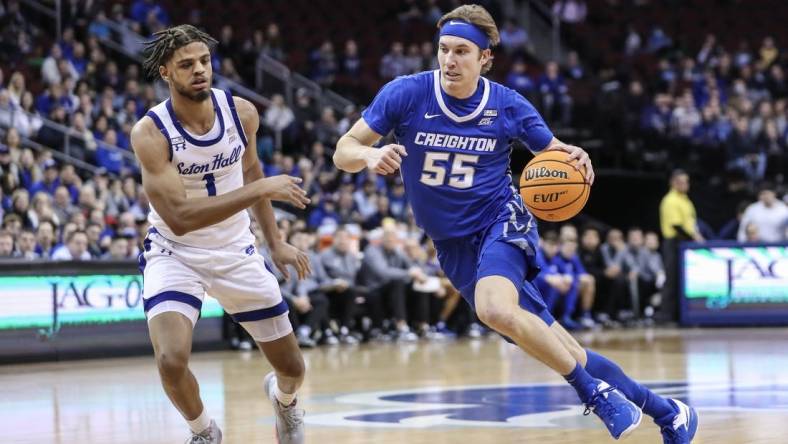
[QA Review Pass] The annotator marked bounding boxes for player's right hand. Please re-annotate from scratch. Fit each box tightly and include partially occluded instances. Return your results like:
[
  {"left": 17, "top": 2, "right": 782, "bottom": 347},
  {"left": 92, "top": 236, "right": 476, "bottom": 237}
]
[
  {"left": 262, "top": 175, "right": 310, "bottom": 208},
  {"left": 365, "top": 144, "right": 407, "bottom": 175}
]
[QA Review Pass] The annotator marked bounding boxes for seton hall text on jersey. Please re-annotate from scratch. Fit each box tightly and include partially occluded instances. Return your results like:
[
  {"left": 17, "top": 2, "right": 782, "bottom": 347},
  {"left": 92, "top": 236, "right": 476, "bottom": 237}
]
[
  {"left": 176, "top": 145, "right": 243, "bottom": 175},
  {"left": 413, "top": 132, "right": 497, "bottom": 152}
]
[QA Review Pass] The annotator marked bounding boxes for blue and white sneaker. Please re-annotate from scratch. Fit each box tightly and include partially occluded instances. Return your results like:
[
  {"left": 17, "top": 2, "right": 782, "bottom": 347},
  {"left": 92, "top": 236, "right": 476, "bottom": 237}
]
[
  {"left": 584, "top": 381, "right": 643, "bottom": 440},
  {"left": 659, "top": 399, "right": 699, "bottom": 443}
]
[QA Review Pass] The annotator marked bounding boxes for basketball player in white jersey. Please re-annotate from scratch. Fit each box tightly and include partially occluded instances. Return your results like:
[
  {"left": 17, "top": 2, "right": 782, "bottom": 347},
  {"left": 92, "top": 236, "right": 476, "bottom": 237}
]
[{"left": 131, "top": 25, "right": 309, "bottom": 443}]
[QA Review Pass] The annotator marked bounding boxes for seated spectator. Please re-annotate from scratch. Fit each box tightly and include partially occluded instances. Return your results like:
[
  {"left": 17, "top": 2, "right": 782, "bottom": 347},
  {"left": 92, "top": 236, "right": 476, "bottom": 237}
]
[
  {"left": 737, "top": 185, "right": 788, "bottom": 242},
  {"left": 53, "top": 185, "right": 78, "bottom": 223},
  {"left": 85, "top": 222, "right": 105, "bottom": 257},
  {"left": 309, "top": 40, "right": 337, "bottom": 87},
  {"left": 623, "top": 25, "right": 642, "bottom": 57},
  {"left": 404, "top": 43, "right": 422, "bottom": 75},
  {"left": 340, "top": 39, "right": 361, "bottom": 79},
  {"left": 280, "top": 231, "right": 334, "bottom": 346},
  {"left": 671, "top": 90, "right": 701, "bottom": 140},
  {"left": 535, "top": 231, "right": 573, "bottom": 322},
  {"left": 335, "top": 191, "right": 363, "bottom": 226},
  {"left": 307, "top": 195, "right": 340, "bottom": 230},
  {"left": 362, "top": 194, "right": 392, "bottom": 230},
  {"left": 647, "top": 26, "right": 673, "bottom": 54},
  {"left": 499, "top": 19, "right": 531, "bottom": 55},
  {"left": 15, "top": 228, "right": 38, "bottom": 260},
  {"left": 552, "top": 0, "right": 587, "bottom": 24},
  {"left": 0, "top": 144, "right": 16, "bottom": 182},
  {"left": 579, "top": 226, "right": 607, "bottom": 319},
  {"left": 41, "top": 44, "right": 78, "bottom": 86},
  {"left": 95, "top": 129, "right": 126, "bottom": 175},
  {"left": 28, "top": 191, "right": 56, "bottom": 229},
  {"left": 88, "top": 11, "right": 111, "bottom": 40},
  {"left": 314, "top": 107, "right": 339, "bottom": 147},
  {"left": 380, "top": 42, "right": 409, "bottom": 80},
  {"left": 6, "top": 71, "right": 25, "bottom": 106},
  {"left": 15, "top": 91, "right": 43, "bottom": 138},
  {"left": 0, "top": 89, "right": 14, "bottom": 128},
  {"left": 358, "top": 227, "right": 424, "bottom": 341},
  {"left": 0, "top": 230, "right": 13, "bottom": 257},
  {"left": 10, "top": 188, "right": 34, "bottom": 228},
  {"left": 388, "top": 180, "right": 408, "bottom": 221},
  {"left": 130, "top": 0, "right": 170, "bottom": 27},
  {"left": 403, "top": 237, "right": 442, "bottom": 337},
  {"left": 353, "top": 180, "right": 379, "bottom": 220},
  {"left": 641, "top": 93, "right": 673, "bottom": 136},
  {"left": 420, "top": 41, "right": 439, "bottom": 71},
  {"left": 556, "top": 230, "right": 596, "bottom": 329},
  {"left": 601, "top": 229, "right": 638, "bottom": 321},
  {"left": 103, "top": 236, "right": 131, "bottom": 260},
  {"left": 320, "top": 227, "right": 362, "bottom": 343},
  {"left": 635, "top": 232, "right": 665, "bottom": 318},
  {"left": 563, "top": 51, "right": 585, "bottom": 81},
  {"left": 538, "top": 61, "right": 572, "bottom": 127},
  {"left": 505, "top": 60, "right": 536, "bottom": 103},
  {"left": 35, "top": 220, "right": 56, "bottom": 258},
  {"left": 51, "top": 229, "right": 91, "bottom": 260},
  {"left": 725, "top": 116, "right": 765, "bottom": 184},
  {"left": 2, "top": 213, "right": 23, "bottom": 237}
]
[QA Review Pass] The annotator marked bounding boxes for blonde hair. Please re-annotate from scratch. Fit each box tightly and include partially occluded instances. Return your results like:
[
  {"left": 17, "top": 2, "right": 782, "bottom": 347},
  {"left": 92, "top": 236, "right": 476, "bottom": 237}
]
[{"left": 437, "top": 4, "right": 500, "bottom": 74}]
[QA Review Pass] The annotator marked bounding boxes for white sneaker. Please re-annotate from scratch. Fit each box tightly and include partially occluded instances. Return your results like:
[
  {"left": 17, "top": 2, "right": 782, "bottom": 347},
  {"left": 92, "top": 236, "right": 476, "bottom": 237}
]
[
  {"left": 185, "top": 420, "right": 222, "bottom": 444},
  {"left": 263, "top": 372, "right": 305, "bottom": 444}
]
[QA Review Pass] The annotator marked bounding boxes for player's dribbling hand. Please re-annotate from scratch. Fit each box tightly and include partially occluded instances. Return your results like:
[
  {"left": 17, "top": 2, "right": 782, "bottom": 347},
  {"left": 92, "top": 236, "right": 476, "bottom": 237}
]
[
  {"left": 262, "top": 175, "right": 311, "bottom": 209},
  {"left": 545, "top": 143, "right": 595, "bottom": 185},
  {"left": 365, "top": 144, "right": 407, "bottom": 175}
]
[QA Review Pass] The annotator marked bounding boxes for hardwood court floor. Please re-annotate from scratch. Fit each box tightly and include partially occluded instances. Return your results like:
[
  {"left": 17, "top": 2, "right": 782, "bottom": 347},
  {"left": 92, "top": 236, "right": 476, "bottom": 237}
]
[{"left": 3, "top": 328, "right": 788, "bottom": 444}]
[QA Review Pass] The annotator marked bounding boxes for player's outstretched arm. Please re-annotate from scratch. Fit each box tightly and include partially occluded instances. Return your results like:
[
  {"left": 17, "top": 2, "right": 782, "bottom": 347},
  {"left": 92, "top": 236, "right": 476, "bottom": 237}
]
[
  {"left": 131, "top": 117, "right": 309, "bottom": 236},
  {"left": 334, "top": 118, "right": 407, "bottom": 175}
]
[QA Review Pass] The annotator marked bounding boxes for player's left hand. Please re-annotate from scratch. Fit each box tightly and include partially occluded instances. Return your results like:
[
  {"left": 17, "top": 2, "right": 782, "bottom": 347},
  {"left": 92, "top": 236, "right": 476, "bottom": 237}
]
[
  {"left": 545, "top": 142, "right": 595, "bottom": 185},
  {"left": 271, "top": 242, "right": 312, "bottom": 280}
]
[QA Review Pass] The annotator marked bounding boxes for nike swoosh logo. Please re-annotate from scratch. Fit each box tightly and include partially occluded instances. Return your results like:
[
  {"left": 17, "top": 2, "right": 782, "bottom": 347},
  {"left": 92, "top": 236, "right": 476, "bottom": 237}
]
[
  {"left": 448, "top": 20, "right": 468, "bottom": 26},
  {"left": 424, "top": 113, "right": 441, "bottom": 119}
]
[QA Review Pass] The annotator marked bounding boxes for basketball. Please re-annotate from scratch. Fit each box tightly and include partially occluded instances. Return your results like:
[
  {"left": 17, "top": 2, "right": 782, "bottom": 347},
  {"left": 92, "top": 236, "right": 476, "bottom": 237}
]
[{"left": 519, "top": 150, "right": 590, "bottom": 222}]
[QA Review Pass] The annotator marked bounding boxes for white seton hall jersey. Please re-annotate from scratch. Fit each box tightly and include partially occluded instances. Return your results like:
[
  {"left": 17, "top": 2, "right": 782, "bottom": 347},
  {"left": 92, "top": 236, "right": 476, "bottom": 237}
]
[
  {"left": 145, "top": 88, "right": 252, "bottom": 248},
  {"left": 361, "top": 70, "right": 554, "bottom": 241}
]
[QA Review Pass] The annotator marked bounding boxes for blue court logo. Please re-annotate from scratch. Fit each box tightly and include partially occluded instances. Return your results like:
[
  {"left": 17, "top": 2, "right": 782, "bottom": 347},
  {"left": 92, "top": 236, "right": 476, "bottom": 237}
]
[{"left": 307, "top": 382, "right": 788, "bottom": 429}]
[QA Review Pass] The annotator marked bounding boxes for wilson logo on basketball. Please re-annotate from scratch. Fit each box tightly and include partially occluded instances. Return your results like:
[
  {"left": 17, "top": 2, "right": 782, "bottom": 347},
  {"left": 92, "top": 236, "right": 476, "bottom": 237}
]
[
  {"left": 525, "top": 167, "right": 569, "bottom": 181},
  {"left": 533, "top": 190, "right": 568, "bottom": 203}
]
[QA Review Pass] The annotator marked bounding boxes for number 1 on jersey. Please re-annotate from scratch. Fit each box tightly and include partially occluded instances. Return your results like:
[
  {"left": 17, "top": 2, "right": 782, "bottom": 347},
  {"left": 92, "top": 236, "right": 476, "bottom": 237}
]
[
  {"left": 203, "top": 173, "right": 216, "bottom": 196},
  {"left": 419, "top": 152, "right": 479, "bottom": 189}
]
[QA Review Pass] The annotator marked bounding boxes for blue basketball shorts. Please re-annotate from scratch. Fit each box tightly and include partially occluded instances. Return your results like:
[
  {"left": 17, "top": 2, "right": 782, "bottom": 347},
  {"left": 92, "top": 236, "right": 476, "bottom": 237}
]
[{"left": 432, "top": 216, "right": 555, "bottom": 328}]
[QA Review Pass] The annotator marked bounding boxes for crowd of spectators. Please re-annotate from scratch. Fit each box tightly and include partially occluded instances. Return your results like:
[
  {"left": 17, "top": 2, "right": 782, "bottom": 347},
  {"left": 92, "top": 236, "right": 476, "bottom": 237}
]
[{"left": 604, "top": 32, "right": 788, "bottom": 188}]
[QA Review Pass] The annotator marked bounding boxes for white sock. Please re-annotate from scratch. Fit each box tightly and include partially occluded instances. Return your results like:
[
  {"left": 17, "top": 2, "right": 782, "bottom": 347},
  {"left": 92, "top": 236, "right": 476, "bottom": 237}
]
[
  {"left": 186, "top": 409, "right": 212, "bottom": 434},
  {"left": 275, "top": 384, "right": 296, "bottom": 407}
]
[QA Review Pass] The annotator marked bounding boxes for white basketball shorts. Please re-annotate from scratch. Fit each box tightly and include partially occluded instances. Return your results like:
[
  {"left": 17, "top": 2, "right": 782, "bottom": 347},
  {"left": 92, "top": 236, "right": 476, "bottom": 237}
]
[{"left": 138, "top": 227, "right": 292, "bottom": 342}]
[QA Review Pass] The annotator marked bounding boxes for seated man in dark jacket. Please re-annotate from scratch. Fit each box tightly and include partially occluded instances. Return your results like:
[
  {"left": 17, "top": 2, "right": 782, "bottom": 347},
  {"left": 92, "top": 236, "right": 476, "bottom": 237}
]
[
  {"left": 358, "top": 226, "right": 426, "bottom": 341},
  {"left": 320, "top": 227, "right": 362, "bottom": 344}
]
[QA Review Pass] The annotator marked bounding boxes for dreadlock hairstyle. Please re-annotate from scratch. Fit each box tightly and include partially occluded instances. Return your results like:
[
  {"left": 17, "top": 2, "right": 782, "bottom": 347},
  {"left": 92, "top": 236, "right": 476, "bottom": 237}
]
[{"left": 142, "top": 24, "right": 218, "bottom": 80}]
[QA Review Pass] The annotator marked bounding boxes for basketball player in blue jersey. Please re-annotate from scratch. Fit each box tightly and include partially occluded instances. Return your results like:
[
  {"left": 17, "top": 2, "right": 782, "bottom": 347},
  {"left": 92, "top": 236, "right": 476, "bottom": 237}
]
[
  {"left": 335, "top": 5, "right": 698, "bottom": 443},
  {"left": 131, "top": 25, "right": 308, "bottom": 443}
]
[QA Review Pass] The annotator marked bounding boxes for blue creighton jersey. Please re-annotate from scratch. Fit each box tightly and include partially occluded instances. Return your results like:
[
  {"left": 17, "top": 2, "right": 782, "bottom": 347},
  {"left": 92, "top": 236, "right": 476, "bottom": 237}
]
[{"left": 362, "top": 70, "right": 554, "bottom": 240}]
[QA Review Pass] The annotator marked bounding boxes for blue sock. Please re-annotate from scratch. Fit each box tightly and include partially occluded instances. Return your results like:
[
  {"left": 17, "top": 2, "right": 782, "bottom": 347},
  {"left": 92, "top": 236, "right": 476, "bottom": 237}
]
[
  {"left": 563, "top": 362, "right": 597, "bottom": 403},
  {"left": 585, "top": 350, "right": 674, "bottom": 420}
]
